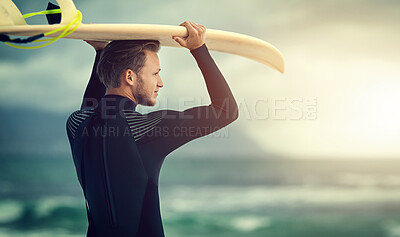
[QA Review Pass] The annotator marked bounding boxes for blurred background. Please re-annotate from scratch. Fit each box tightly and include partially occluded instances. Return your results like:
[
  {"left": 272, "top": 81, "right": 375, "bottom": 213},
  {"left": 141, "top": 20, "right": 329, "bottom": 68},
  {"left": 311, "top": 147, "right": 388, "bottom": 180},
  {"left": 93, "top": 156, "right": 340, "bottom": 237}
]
[{"left": 1, "top": 0, "right": 400, "bottom": 236}]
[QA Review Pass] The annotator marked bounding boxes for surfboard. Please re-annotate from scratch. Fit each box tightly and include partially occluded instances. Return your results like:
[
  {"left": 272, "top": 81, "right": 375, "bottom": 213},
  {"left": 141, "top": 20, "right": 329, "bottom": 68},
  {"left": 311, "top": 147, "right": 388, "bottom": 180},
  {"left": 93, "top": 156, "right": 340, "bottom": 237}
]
[{"left": 0, "top": 0, "right": 285, "bottom": 73}]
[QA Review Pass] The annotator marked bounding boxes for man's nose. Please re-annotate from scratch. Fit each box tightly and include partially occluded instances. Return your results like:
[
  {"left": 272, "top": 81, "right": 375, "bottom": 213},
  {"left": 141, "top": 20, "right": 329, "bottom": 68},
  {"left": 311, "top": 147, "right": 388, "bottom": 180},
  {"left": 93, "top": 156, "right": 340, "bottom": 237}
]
[{"left": 157, "top": 76, "right": 164, "bottom": 88}]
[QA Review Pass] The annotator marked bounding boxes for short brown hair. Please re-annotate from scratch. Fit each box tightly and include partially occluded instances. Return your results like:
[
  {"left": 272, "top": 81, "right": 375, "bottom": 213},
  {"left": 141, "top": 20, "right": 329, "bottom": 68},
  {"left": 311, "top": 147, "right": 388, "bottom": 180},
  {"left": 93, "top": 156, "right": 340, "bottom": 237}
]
[{"left": 97, "top": 40, "right": 160, "bottom": 88}]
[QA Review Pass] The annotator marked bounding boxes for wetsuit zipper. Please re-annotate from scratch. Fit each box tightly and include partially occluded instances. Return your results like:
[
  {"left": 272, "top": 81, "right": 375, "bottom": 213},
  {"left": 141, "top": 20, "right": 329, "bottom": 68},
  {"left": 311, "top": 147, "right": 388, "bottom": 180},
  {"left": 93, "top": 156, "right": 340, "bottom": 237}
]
[{"left": 102, "top": 121, "right": 118, "bottom": 227}]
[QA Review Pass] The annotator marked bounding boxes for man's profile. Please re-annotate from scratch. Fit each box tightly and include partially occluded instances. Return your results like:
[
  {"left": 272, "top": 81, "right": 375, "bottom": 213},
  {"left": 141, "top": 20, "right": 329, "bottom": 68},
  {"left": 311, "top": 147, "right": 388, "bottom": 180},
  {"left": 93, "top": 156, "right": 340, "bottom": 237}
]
[{"left": 66, "top": 21, "right": 238, "bottom": 236}]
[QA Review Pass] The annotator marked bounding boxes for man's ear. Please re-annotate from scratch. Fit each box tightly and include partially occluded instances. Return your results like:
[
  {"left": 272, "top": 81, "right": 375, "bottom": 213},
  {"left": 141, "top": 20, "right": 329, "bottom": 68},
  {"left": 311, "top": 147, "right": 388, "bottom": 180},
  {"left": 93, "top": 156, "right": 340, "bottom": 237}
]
[{"left": 123, "top": 69, "right": 136, "bottom": 86}]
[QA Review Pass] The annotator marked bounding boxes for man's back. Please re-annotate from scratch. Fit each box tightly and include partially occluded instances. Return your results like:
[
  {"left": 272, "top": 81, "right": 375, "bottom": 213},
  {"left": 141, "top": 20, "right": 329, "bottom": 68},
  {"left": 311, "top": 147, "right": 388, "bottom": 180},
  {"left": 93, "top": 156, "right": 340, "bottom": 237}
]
[{"left": 67, "top": 96, "right": 163, "bottom": 236}]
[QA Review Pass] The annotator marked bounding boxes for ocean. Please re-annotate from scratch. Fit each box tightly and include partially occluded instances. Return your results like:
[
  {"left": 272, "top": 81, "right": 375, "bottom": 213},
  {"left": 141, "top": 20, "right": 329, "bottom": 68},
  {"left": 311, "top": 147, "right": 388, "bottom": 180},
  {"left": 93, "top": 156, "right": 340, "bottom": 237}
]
[{"left": 1, "top": 155, "right": 400, "bottom": 237}]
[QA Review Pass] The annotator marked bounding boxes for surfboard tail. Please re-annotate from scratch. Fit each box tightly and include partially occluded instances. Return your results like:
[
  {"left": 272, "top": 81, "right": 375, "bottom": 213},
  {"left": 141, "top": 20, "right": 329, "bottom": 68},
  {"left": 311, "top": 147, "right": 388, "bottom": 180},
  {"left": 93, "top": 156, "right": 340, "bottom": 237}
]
[
  {"left": 0, "top": 0, "right": 78, "bottom": 26},
  {"left": 0, "top": 0, "right": 27, "bottom": 26},
  {"left": 0, "top": 0, "right": 82, "bottom": 49}
]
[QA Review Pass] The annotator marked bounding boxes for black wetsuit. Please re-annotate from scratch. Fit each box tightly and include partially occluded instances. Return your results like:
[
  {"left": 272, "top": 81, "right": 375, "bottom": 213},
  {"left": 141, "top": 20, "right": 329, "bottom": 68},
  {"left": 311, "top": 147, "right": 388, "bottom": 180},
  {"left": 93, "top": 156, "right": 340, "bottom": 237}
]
[{"left": 66, "top": 44, "right": 238, "bottom": 237}]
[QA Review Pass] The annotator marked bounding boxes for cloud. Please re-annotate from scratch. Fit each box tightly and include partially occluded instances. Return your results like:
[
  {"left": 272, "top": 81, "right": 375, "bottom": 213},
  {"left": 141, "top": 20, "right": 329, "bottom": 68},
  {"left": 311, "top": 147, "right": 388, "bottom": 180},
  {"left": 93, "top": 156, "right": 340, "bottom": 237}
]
[{"left": 0, "top": 40, "right": 96, "bottom": 113}]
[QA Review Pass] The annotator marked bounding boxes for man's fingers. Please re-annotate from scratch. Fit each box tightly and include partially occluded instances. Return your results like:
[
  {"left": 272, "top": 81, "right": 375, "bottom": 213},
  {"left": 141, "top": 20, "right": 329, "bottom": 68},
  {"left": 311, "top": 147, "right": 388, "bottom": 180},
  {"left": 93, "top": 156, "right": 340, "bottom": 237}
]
[
  {"left": 190, "top": 22, "right": 206, "bottom": 35},
  {"left": 180, "top": 21, "right": 197, "bottom": 35},
  {"left": 192, "top": 22, "right": 205, "bottom": 30},
  {"left": 179, "top": 21, "right": 205, "bottom": 36},
  {"left": 189, "top": 22, "right": 200, "bottom": 33},
  {"left": 172, "top": 36, "right": 186, "bottom": 47},
  {"left": 175, "top": 21, "right": 206, "bottom": 50},
  {"left": 187, "top": 21, "right": 199, "bottom": 33}
]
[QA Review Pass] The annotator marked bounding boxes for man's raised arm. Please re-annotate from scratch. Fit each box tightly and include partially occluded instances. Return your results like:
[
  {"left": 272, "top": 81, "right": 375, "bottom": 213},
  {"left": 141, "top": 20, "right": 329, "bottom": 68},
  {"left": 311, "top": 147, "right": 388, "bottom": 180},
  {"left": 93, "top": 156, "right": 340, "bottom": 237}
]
[
  {"left": 127, "top": 21, "right": 239, "bottom": 157},
  {"left": 173, "top": 21, "right": 238, "bottom": 120},
  {"left": 80, "top": 41, "right": 108, "bottom": 110}
]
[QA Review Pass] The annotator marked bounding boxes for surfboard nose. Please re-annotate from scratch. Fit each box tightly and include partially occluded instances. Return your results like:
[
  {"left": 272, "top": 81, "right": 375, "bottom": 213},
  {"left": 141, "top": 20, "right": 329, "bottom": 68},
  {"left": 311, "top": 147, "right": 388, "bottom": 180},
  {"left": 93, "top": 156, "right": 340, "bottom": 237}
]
[{"left": 205, "top": 29, "right": 285, "bottom": 73}]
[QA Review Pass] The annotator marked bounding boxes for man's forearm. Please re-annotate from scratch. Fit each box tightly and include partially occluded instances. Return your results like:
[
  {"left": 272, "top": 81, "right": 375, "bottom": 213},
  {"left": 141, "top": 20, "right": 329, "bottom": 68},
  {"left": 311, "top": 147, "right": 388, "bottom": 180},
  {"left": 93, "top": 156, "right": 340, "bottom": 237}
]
[
  {"left": 190, "top": 44, "right": 238, "bottom": 120},
  {"left": 80, "top": 50, "right": 106, "bottom": 110}
]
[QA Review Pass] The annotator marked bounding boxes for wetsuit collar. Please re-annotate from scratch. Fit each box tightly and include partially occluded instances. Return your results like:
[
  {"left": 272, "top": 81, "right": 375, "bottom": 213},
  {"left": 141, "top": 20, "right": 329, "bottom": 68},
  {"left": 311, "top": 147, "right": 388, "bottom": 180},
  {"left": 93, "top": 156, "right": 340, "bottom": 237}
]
[{"left": 101, "top": 94, "right": 137, "bottom": 111}]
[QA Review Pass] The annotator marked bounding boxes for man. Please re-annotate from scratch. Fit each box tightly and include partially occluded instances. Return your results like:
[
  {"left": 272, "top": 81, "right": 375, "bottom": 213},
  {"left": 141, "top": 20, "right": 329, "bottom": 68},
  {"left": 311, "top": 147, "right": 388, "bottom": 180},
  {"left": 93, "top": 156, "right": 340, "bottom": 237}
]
[{"left": 66, "top": 21, "right": 238, "bottom": 236}]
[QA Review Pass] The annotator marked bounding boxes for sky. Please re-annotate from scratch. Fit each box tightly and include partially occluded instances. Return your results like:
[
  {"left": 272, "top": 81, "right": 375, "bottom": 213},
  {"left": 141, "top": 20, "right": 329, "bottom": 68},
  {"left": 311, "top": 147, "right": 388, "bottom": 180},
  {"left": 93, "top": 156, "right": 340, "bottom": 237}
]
[{"left": 1, "top": 0, "right": 400, "bottom": 159}]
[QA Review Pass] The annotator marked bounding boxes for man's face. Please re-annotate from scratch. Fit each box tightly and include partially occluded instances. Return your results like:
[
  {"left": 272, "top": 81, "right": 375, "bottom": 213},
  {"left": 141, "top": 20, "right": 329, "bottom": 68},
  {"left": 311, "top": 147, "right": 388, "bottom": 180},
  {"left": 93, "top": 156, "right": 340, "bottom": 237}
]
[{"left": 132, "top": 50, "right": 163, "bottom": 106}]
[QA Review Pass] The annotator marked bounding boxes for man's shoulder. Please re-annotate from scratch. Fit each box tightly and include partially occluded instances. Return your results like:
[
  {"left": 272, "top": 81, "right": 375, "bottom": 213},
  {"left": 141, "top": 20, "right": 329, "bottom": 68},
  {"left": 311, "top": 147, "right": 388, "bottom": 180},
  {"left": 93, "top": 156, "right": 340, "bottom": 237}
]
[
  {"left": 67, "top": 108, "right": 96, "bottom": 126},
  {"left": 121, "top": 108, "right": 186, "bottom": 119},
  {"left": 66, "top": 107, "right": 96, "bottom": 139},
  {"left": 69, "top": 107, "right": 96, "bottom": 117},
  {"left": 120, "top": 108, "right": 169, "bottom": 118},
  {"left": 120, "top": 109, "right": 165, "bottom": 142}
]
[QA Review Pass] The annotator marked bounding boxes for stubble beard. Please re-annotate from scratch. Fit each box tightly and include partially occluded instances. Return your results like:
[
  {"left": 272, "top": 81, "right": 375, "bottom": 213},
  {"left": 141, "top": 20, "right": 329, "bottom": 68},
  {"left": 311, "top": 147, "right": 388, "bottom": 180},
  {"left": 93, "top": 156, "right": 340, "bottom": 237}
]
[{"left": 135, "top": 74, "right": 156, "bottom": 106}]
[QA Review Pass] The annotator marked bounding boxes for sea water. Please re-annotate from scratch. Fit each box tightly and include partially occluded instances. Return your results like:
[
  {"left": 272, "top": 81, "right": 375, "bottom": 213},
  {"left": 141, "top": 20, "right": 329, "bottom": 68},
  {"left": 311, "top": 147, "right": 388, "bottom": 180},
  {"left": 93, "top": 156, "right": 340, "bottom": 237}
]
[{"left": 1, "top": 155, "right": 400, "bottom": 237}]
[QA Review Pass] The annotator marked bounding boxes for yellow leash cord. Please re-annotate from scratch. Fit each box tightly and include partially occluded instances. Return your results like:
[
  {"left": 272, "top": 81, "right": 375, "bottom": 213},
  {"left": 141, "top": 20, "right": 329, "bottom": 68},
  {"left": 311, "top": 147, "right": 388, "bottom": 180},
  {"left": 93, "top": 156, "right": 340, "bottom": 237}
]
[{"left": 3, "top": 8, "right": 82, "bottom": 49}]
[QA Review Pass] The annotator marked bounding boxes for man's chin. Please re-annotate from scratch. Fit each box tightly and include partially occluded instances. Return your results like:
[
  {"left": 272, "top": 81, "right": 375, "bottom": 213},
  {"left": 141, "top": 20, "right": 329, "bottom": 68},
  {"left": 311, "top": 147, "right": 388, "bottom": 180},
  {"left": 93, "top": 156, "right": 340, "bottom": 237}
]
[{"left": 139, "top": 99, "right": 156, "bottom": 107}]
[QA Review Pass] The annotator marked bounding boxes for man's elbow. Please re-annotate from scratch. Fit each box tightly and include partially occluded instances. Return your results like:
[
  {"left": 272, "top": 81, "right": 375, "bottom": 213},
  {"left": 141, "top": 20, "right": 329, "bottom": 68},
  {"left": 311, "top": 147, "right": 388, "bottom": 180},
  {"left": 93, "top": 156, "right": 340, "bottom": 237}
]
[
  {"left": 224, "top": 101, "right": 239, "bottom": 123},
  {"left": 211, "top": 100, "right": 239, "bottom": 123},
  {"left": 230, "top": 103, "right": 239, "bottom": 122}
]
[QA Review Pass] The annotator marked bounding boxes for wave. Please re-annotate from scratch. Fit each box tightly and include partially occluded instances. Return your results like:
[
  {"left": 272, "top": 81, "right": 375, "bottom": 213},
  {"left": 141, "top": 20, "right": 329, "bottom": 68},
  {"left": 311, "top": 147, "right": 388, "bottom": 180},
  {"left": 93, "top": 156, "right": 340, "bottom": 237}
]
[{"left": 160, "top": 185, "right": 400, "bottom": 213}]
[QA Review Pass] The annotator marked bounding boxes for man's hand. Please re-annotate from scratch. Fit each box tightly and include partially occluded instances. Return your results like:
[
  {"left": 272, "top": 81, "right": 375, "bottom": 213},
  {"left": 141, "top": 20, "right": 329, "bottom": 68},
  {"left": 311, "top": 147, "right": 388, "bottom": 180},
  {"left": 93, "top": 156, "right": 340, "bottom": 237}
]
[
  {"left": 84, "top": 40, "right": 109, "bottom": 51},
  {"left": 172, "top": 21, "right": 206, "bottom": 51}
]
